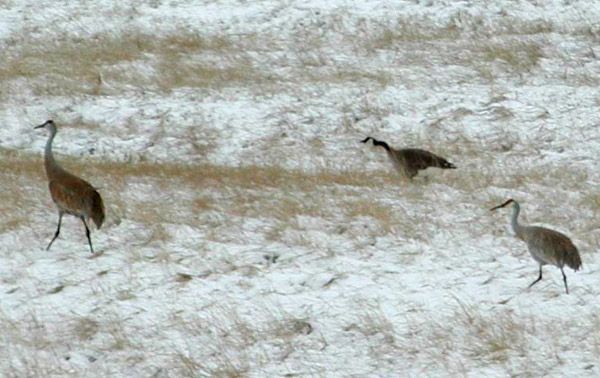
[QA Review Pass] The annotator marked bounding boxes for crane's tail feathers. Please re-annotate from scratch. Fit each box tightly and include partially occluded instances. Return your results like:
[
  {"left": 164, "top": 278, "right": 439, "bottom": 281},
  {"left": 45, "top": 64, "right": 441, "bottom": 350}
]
[
  {"left": 565, "top": 251, "right": 582, "bottom": 271},
  {"left": 91, "top": 191, "right": 105, "bottom": 229}
]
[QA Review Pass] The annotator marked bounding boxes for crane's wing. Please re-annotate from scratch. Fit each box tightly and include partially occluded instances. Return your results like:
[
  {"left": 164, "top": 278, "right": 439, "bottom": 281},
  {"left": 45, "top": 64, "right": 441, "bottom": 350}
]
[
  {"left": 400, "top": 149, "right": 456, "bottom": 170},
  {"left": 48, "top": 173, "right": 104, "bottom": 229},
  {"left": 90, "top": 189, "right": 105, "bottom": 229},
  {"left": 49, "top": 179, "right": 87, "bottom": 215},
  {"left": 525, "top": 226, "right": 582, "bottom": 270}
]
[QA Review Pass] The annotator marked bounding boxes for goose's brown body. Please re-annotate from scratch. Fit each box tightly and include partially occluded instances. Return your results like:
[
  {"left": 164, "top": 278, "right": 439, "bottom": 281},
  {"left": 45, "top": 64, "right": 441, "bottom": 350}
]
[{"left": 361, "top": 137, "right": 456, "bottom": 179}]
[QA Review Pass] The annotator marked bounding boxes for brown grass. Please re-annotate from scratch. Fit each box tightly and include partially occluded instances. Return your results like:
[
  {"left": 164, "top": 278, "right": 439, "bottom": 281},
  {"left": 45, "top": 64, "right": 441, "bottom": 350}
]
[
  {"left": 479, "top": 40, "right": 545, "bottom": 72},
  {"left": 59, "top": 119, "right": 102, "bottom": 131},
  {"left": 90, "top": 160, "right": 392, "bottom": 191},
  {"left": 344, "top": 199, "right": 395, "bottom": 232},
  {"left": 0, "top": 149, "right": 391, "bottom": 191},
  {"left": 399, "top": 302, "right": 531, "bottom": 371},
  {"left": 104, "top": 313, "right": 134, "bottom": 351},
  {"left": 307, "top": 68, "right": 393, "bottom": 87},
  {"left": 73, "top": 317, "right": 100, "bottom": 341},
  {"left": 0, "top": 32, "right": 249, "bottom": 95},
  {"left": 0, "top": 149, "right": 398, "bottom": 238},
  {"left": 0, "top": 151, "right": 46, "bottom": 232},
  {"left": 0, "top": 11, "right": 564, "bottom": 100},
  {"left": 155, "top": 53, "right": 264, "bottom": 92},
  {"left": 369, "top": 20, "right": 460, "bottom": 50},
  {"left": 347, "top": 305, "right": 396, "bottom": 342},
  {"left": 228, "top": 192, "right": 326, "bottom": 220}
]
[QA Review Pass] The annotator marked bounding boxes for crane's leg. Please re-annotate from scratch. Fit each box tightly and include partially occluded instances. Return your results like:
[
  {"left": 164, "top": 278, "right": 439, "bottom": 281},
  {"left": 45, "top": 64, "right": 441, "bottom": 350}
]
[
  {"left": 528, "top": 265, "right": 543, "bottom": 289},
  {"left": 81, "top": 217, "right": 95, "bottom": 254},
  {"left": 560, "top": 267, "right": 569, "bottom": 294},
  {"left": 46, "top": 212, "right": 63, "bottom": 251}
]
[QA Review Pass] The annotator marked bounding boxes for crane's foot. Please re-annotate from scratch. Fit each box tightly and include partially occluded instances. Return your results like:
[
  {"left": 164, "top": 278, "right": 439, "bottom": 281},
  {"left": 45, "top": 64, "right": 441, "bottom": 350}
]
[
  {"left": 561, "top": 268, "right": 569, "bottom": 294},
  {"left": 527, "top": 266, "right": 543, "bottom": 290},
  {"left": 46, "top": 213, "right": 63, "bottom": 251},
  {"left": 87, "top": 250, "right": 104, "bottom": 259},
  {"left": 46, "top": 235, "right": 59, "bottom": 251}
]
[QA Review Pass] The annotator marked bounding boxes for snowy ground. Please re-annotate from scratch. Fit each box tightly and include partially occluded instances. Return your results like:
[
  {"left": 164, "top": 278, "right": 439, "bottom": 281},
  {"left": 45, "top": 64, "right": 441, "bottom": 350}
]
[{"left": 1, "top": 0, "right": 600, "bottom": 376}]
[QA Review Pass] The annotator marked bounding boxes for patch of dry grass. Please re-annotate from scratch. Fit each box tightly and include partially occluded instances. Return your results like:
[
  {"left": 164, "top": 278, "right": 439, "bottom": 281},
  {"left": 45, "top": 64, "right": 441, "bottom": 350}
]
[
  {"left": 345, "top": 304, "right": 396, "bottom": 342},
  {"left": 0, "top": 309, "right": 73, "bottom": 376},
  {"left": 307, "top": 68, "right": 393, "bottom": 87},
  {"left": 2, "top": 15, "right": 551, "bottom": 96},
  {"left": 344, "top": 199, "right": 395, "bottom": 232},
  {"left": 103, "top": 313, "right": 135, "bottom": 351},
  {"left": 91, "top": 160, "right": 391, "bottom": 192},
  {"left": 452, "top": 301, "right": 526, "bottom": 361},
  {"left": 0, "top": 11, "right": 565, "bottom": 99},
  {"left": 155, "top": 53, "right": 265, "bottom": 92},
  {"left": 580, "top": 192, "right": 600, "bottom": 210},
  {"left": 0, "top": 151, "right": 47, "bottom": 232},
  {"left": 167, "top": 305, "right": 315, "bottom": 376},
  {"left": 479, "top": 40, "right": 545, "bottom": 72},
  {"left": 73, "top": 317, "right": 100, "bottom": 341},
  {"left": 0, "top": 149, "right": 399, "bottom": 242},
  {"left": 0, "top": 32, "right": 250, "bottom": 95},
  {"left": 361, "top": 15, "right": 551, "bottom": 74},
  {"left": 489, "top": 17, "right": 554, "bottom": 36},
  {"left": 58, "top": 119, "right": 103, "bottom": 131},
  {"left": 0, "top": 149, "right": 388, "bottom": 193},
  {"left": 232, "top": 192, "right": 326, "bottom": 220},
  {"left": 399, "top": 304, "right": 530, "bottom": 371},
  {"left": 368, "top": 20, "right": 461, "bottom": 50},
  {"left": 396, "top": 299, "right": 600, "bottom": 375}
]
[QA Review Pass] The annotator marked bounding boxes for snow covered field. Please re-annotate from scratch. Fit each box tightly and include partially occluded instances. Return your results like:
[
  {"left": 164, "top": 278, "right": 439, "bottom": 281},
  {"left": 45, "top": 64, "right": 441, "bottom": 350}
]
[{"left": 1, "top": 0, "right": 600, "bottom": 376}]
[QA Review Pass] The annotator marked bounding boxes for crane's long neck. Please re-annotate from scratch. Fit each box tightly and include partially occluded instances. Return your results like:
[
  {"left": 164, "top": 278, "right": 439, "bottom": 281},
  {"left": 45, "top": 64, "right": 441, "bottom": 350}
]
[
  {"left": 510, "top": 202, "right": 525, "bottom": 239},
  {"left": 44, "top": 128, "right": 63, "bottom": 178},
  {"left": 371, "top": 138, "right": 391, "bottom": 152}
]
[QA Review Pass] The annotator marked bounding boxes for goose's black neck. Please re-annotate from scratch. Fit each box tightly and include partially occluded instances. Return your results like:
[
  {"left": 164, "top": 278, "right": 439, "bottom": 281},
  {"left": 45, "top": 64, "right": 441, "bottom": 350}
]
[{"left": 367, "top": 137, "right": 390, "bottom": 152}]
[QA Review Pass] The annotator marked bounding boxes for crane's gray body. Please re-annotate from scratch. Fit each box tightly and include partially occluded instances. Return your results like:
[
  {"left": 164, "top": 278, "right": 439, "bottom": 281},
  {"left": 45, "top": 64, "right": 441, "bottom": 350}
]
[
  {"left": 494, "top": 199, "right": 581, "bottom": 294},
  {"left": 517, "top": 225, "right": 580, "bottom": 269},
  {"left": 36, "top": 120, "right": 105, "bottom": 253}
]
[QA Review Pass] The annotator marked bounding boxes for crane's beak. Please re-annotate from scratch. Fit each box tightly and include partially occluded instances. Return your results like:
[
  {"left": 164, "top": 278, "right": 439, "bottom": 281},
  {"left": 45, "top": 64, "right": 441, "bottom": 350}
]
[
  {"left": 34, "top": 122, "right": 47, "bottom": 129},
  {"left": 490, "top": 199, "right": 514, "bottom": 211}
]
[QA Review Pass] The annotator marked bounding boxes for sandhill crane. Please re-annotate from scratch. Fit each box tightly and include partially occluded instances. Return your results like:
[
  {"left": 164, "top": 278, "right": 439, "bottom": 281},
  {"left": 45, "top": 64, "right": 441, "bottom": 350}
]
[
  {"left": 360, "top": 136, "right": 456, "bottom": 179},
  {"left": 35, "top": 120, "right": 105, "bottom": 254},
  {"left": 490, "top": 199, "right": 582, "bottom": 294}
]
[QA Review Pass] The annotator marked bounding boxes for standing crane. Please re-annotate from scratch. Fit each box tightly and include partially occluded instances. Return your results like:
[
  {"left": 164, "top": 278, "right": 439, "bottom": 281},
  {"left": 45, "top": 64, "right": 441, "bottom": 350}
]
[
  {"left": 35, "top": 120, "right": 105, "bottom": 254},
  {"left": 490, "top": 199, "right": 582, "bottom": 294},
  {"left": 360, "top": 137, "right": 456, "bottom": 179}
]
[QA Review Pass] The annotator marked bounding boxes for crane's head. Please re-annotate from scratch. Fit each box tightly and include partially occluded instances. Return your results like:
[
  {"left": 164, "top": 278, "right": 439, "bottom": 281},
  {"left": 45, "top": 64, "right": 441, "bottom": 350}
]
[
  {"left": 490, "top": 198, "right": 515, "bottom": 211},
  {"left": 34, "top": 120, "right": 57, "bottom": 133},
  {"left": 360, "top": 136, "right": 374, "bottom": 144}
]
